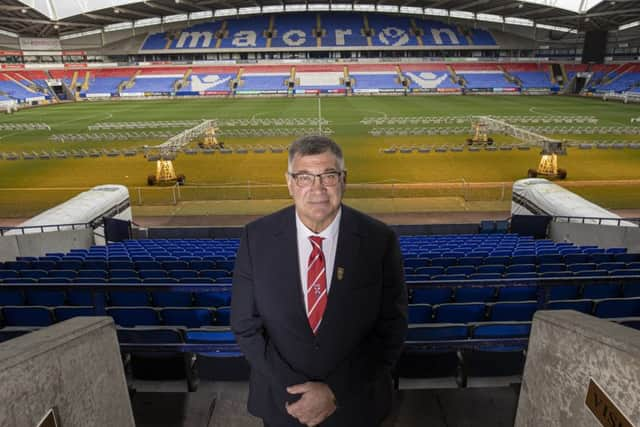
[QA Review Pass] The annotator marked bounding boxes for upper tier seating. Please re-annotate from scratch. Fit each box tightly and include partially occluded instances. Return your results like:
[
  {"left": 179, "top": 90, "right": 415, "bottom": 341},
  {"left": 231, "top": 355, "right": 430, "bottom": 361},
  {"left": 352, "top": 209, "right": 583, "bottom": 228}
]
[
  {"left": 271, "top": 13, "right": 317, "bottom": 49},
  {"left": 320, "top": 13, "right": 367, "bottom": 47},
  {"left": 367, "top": 14, "right": 418, "bottom": 47},
  {"left": 218, "top": 15, "right": 269, "bottom": 49},
  {"left": 139, "top": 13, "right": 495, "bottom": 51}
]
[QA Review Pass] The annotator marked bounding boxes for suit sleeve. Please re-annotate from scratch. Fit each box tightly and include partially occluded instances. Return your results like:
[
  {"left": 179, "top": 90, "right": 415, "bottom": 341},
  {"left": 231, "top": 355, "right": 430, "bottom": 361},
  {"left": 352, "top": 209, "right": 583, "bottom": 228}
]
[
  {"left": 231, "top": 225, "right": 308, "bottom": 392},
  {"left": 326, "top": 227, "right": 408, "bottom": 405}
]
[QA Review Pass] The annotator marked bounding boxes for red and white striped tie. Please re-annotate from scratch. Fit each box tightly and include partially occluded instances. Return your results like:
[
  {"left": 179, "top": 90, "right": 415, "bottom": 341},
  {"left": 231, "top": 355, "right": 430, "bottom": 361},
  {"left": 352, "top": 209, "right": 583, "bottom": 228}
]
[{"left": 307, "top": 236, "right": 327, "bottom": 334}]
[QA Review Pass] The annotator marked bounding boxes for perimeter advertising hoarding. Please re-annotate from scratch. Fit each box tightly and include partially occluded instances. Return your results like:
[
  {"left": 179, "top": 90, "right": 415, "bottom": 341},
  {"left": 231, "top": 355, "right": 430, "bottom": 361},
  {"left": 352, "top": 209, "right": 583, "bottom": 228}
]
[{"left": 437, "top": 88, "right": 461, "bottom": 93}]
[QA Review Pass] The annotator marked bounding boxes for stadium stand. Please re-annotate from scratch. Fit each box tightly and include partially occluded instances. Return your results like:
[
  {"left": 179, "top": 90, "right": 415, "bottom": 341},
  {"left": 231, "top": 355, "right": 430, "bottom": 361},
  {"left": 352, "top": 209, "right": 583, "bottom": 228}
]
[
  {"left": 218, "top": 15, "right": 270, "bottom": 49},
  {"left": 320, "top": 13, "right": 368, "bottom": 47},
  {"left": 271, "top": 13, "right": 317, "bottom": 49},
  {"left": 138, "top": 13, "right": 496, "bottom": 51}
]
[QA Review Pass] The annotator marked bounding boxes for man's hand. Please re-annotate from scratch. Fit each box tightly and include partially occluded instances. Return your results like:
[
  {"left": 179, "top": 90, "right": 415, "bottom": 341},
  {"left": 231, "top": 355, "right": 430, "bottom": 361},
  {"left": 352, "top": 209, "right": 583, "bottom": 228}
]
[{"left": 285, "top": 382, "right": 337, "bottom": 426}]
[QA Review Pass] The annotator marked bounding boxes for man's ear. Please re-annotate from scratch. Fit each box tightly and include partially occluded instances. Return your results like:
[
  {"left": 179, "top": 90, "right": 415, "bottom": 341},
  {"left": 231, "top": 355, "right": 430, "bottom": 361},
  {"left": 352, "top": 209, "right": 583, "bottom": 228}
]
[{"left": 342, "top": 170, "right": 347, "bottom": 185}]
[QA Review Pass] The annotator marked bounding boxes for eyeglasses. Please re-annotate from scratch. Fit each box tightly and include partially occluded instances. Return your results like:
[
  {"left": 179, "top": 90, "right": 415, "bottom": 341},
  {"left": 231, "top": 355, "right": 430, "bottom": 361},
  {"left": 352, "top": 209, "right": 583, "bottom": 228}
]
[{"left": 288, "top": 171, "right": 343, "bottom": 187}]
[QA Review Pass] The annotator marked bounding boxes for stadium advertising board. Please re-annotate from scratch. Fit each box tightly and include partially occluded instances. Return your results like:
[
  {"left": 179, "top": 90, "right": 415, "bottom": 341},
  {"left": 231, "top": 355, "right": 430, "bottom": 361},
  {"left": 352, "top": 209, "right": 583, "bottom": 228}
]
[
  {"left": 354, "top": 89, "right": 379, "bottom": 94},
  {"left": 1, "top": 64, "right": 25, "bottom": 70},
  {"left": 202, "top": 91, "right": 231, "bottom": 96},
  {"left": 294, "top": 89, "right": 320, "bottom": 95},
  {"left": 0, "top": 50, "right": 23, "bottom": 56},
  {"left": 437, "top": 88, "right": 461, "bottom": 93},
  {"left": 412, "top": 88, "right": 436, "bottom": 93}
]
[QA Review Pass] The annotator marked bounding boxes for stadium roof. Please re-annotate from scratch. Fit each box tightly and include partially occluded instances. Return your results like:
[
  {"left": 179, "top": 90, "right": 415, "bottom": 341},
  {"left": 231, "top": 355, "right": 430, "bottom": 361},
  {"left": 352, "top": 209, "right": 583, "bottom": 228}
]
[{"left": 0, "top": 0, "right": 638, "bottom": 38}]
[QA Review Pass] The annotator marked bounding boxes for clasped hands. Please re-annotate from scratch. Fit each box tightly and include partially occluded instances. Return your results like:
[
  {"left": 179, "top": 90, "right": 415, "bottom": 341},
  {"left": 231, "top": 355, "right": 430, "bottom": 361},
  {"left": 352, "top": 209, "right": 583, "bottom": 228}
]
[{"left": 285, "top": 381, "right": 337, "bottom": 427}]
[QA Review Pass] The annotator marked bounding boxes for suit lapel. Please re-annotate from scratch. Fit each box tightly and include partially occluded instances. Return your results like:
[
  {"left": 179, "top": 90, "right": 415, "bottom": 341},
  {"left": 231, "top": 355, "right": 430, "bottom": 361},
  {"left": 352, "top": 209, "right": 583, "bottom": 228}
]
[
  {"left": 319, "top": 205, "right": 363, "bottom": 334},
  {"left": 272, "top": 206, "right": 309, "bottom": 331}
]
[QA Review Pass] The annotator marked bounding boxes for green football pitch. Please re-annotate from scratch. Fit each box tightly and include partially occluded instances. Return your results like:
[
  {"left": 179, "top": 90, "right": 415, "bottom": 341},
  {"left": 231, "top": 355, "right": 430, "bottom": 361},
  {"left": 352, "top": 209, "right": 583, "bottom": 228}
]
[{"left": 1, "top": 95, "right": 639, "bottom": 217}]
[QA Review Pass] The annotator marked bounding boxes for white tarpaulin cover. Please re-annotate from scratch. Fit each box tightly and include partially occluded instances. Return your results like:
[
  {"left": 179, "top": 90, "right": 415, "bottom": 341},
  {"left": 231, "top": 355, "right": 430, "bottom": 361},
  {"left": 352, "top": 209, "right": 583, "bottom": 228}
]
[{"left": 511, "top": 178, "right": 636, "bottom": 227}]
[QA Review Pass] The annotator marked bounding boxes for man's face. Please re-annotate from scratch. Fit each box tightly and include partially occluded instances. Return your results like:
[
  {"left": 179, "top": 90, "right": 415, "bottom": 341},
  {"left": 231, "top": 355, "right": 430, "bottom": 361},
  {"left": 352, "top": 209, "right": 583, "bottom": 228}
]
[{"left": 286, "top": 151, "right": 346, "bottom": 233}]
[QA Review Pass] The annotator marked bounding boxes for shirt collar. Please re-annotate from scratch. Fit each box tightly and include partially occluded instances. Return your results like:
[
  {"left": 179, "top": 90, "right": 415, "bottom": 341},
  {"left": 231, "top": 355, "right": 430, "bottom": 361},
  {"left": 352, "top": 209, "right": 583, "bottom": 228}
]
[{"left": 295, "top": 207, "right": 342, "bottom": 242}]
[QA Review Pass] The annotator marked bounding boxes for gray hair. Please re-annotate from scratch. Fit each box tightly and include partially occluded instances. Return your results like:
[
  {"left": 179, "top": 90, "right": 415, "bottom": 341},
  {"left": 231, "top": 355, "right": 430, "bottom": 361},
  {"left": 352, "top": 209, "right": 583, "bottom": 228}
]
[{"left": 288, "top": 135, "right": 345, "bottom": 171}]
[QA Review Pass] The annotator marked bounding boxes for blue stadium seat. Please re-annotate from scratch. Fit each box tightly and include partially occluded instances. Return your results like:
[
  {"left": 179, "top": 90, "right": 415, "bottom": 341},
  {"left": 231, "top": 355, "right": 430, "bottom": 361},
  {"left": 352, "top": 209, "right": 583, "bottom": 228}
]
[
  {"left": 613, "top": 253, "right": 640, "bottom": 263},
  {"left": 497, "top": 286, "right": 537, "bottom": 301},
  {"left": 184, "top": 327, "right": 242, "bottom": 358},
  {"left": 506, "top": 264, "right": 536, "bottom": 274},
  {"left": 107, "top": 307, "right": 160, "bottom": 326},
  {"left": 430, "top": 257, "right": 458, "bottom": 268},
  {"left": 594, "top": 298, "right": 640, "bottom": 318},
  {"left": 545, "top": 299, "right": 593, "bottom": 314},
  {"left": 411, "top": 287, "right": 452, "bottom": 305},
  {"left": 139, "top": 269, "right": 168, "bottom": 279},
  {"left": 537, "top": 264, "right": 565, "bottom": 273},
  {"left": 20, "top": 269, "right": 48, "bottom": 279},
  {"left": 537, "top": 254, "right": 563, "bottom": 264},
  {"left": 458, "top": 257, "right": 484, "bottom": 266},
  {"left": 189, "top": 260, "right": 216, "bottom": 271},
  {"left": 623, "top": 283, "right": 640, "bottom": 298},
  {"left": 408, "top": 304, "right": 433, "bottom": 324},
  {"left": 455, "top": 287, "right": 496, "bottom": 303},
  {"left": 477, "top": 265, "right": 505, "bottom": 274},
  {"left": 598, "top": 262, "right": 626, "bottom": 272},
  {"left": 414, "top": 266, "right": 444, "bottom": 277},
  {"left": 152, "top": 291, "right": 193, "bottom": 307},
  {"left": 25, "top": 289, "right": 66, "bottom": 306},
  {"left": 109, "top": 290, "right": 150, "bottom": 306},
  {"left": 404, "top": 258, "right": 426, "bottom": 269},
  {"left": 110, "top": 277, "right": 142, "bottom": 284},
  {"left": 564, "top": 253, "right": 589, "bottom": 264},
  {"left": 446, "top": 266, "right": 476, "bottom": 276},
  {"left": 0, "top": 289, "right": 25, "bottom": 305},
  {"left": 567, "top": 263, "right": 598, "bottom": 273},
  {"left": 435, "top": 303, "right": 486, "bottom": 323},
  {"left": 2, "top": 306, "right": 54, "bottom": 326},
  {"left": 503, "top": 272, "right": 538, "bottom": 279},
  {"left": 193, "top": 286, "right": 232, "bottom": 307},
  {"left": 548, "top": 284, "right": 580, "bottom": 300},
  {"left": 214, "top": 306, "right": 231, "bottom": 326},
  {"left": 54, "top": 306, "right": 96, "bottom": 322},
  {"left": 161, "top": 308, "right": 213, "bottom": 328},
  {"left": 478, "top": 255, "right": 511, "bottom": 266},
  {"left": 200, "top": 269, "right": 231, "bottom": 280},
  {"left": 468, "top": 273, "right": 502, "bottom": 281},
  {"left": 489, "top": 301, "right": 537, "bottom": 321}
]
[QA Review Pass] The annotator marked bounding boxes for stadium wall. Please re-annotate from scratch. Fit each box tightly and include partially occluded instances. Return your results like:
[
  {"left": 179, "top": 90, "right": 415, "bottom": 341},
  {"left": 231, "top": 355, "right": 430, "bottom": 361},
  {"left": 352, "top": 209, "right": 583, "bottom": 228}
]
[
  {"left": 515, "top": 311, "right": 640, "bottom": 427},
  {"left": 0, "top": 317, "right": 135, "bottom": 427},
  {"left": 549, "top": 222, "right": 640, "bottom": 253},
  {"left": 0, "top": 229, "right": 93, "bottom": 262}
]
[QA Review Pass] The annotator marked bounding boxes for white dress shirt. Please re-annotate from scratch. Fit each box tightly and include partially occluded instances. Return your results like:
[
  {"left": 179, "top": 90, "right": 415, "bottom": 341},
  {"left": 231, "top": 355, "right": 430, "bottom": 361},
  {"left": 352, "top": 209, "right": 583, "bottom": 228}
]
[{"left": 295, "top": 208, "right": 342, "bottom": 315}]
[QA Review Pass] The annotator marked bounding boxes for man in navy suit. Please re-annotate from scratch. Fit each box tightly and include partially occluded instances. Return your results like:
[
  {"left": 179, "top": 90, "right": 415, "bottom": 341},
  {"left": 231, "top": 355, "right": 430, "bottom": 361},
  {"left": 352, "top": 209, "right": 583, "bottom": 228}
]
[{"left": 231, "top": 135, "right": 407, "bottom": 427}]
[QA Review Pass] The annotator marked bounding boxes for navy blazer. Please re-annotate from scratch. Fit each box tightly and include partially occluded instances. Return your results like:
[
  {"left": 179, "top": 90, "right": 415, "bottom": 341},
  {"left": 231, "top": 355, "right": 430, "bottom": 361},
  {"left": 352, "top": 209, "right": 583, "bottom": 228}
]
[{"left": 231, "top": 204, "right": 408, "bottom": 427}]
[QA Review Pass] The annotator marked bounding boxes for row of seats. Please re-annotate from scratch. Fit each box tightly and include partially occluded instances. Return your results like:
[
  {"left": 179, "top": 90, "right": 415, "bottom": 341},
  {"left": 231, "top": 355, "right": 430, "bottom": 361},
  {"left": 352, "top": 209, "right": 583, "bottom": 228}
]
[
  {"left": 409, "top": 297, "right": 640, "bottom": 324},
  {"left": 407, "top": 261, "right": 640, "bottom": 274},
  {"left": 410, "top": 282, "right": 640, "bottom": 304},
  {"left": 3, "top": 296, "right": 639, "bottom": 329},
  {"left": 0, "top": 287, "right": 231, "bottom": 307},
  {"left": 0, "top": 305, "right": 230, "bottom": 328},
  {"left": 2, "top": 259, "right": 236, "bottom": 271},
  {"left": 0, "top": 268, "right": 233, "bottom": 280},
  {"left": 403, "top": 253, "right": 639, "bottom": 268}
]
